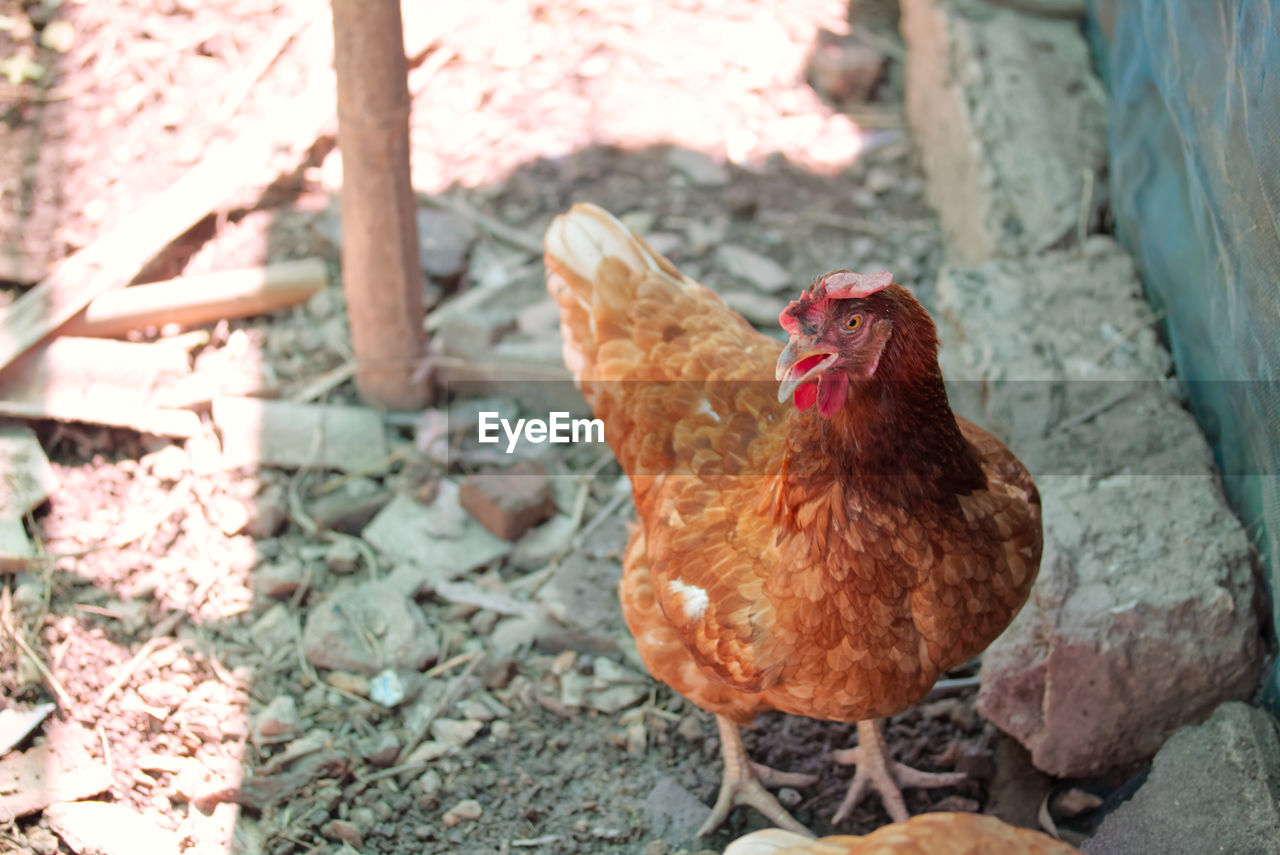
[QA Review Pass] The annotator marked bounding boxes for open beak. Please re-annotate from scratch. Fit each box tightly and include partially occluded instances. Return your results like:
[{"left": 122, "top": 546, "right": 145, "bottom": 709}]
[{"left": 776, "top": 336, "right": 838, "bottom": 403}]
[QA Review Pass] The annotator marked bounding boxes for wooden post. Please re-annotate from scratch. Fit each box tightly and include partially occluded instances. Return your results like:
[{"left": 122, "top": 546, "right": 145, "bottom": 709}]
[{"left": 330, "top": 0, "right": 429, "bottom": 409}]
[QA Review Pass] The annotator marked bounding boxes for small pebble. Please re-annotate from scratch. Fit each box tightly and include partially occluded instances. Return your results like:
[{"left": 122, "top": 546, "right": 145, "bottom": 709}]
[
  {"left": 323, "top": 819, "right": 363, "bottom": 847},
  {"left": 368, "top": 669, "right": 406, "bottom": 706},
  {"left": 324, "top": 538, "right": 362, "bottom": 575},
  {"left": 252, "top": 696, "right": 300, "bottom": 743},
  {"left": 326, "top": 671, "right": 370, "bottom": 696},
  {"left": 357, "top": 731, "right": 402, "bottom": 767},
  {"left": 626, "top": 720, "right": 647, "bottom": 755},
  {"left": 677, "top": 715, "right": 705, "bottom": 743},
  {"left": 441, "top": 798, "right": 483, "bottom": 827},
  {"left": 349, "top": 806, "right": 377, "bottom": 831},
  {"left": 430, "top": 718, "right": 484, "bottom": 748},
  {"left": 417, "top": 768, "right": 444, "bottom": 797}
]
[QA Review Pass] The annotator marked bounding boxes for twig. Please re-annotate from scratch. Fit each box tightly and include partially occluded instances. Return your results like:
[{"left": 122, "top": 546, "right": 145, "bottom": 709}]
[
  {"left": 407, "top": 44, "right": 458, "bottom": 96},
  {"left": 1049, "top": 386, "right": 1139, "bottom": 435},
  {"left": 94, "top": 637, "right": 167, "bottom": 708},
  {"left": 1094, "top": 309, "right": 1165, "bottom": 366},
  {"left": 96, "top": 723, "right": 114, "bottom": 781},
  {"left": 314, "top": 445, "right": 412, "bottom": 497},
  {"left": 355, "top": 758, "right": 436, "bottom": 785},
  {"left": 424, "top": 195, "right": 544, "bottom": 256},
  {"left": 290, "top": 360, "right": 357, "bottom": 404},
  {"left": 1076, "top": 167, "right": 1094, "bottom": 249},
  {"left": 575, "top": 491, "right": 629, "bottom": 547},
  {"left": 1, "top": 620, "right": 74, "bottom": 710},
  {"left": 294, "top": 616, "right": 318, "bottom": 689},
  {"left": 397, "top": 652, "right": 485, "bottom": 766},
  {"left": 924, "top": 675, "right": 980, "bottom": 700},
  {"left": 423, "top": 650, "right": 484, "bottom": 680},
  {"left": 213, "top": 15, "right": 313, "bottom": 124}
]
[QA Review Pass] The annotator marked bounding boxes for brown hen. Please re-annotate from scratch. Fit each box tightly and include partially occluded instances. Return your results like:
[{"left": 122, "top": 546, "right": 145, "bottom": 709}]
[
  {"left": 544, "top": 203, "right": 1041, "bottom": 836},
  {"left": 724, "top": 815, "right": 1082, "bottom": 855}
]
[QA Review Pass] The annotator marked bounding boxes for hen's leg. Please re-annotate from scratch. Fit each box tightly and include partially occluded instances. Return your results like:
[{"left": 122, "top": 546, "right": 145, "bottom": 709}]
[
  {"left": 697, "top": 715, "right": 816, "bottom": 838},
  {"left": 831, "top": 718, "right": 965, "bottom": 824}
]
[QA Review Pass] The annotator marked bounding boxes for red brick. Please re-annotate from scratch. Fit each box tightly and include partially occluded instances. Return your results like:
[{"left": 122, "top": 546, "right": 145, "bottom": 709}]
[{"left": 459, "top": 462, "right": 556, "bottom": 541}]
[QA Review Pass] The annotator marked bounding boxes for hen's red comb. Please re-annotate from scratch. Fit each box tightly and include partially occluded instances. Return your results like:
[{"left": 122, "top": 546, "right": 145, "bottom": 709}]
[{"left": 779, "top": 270, "right": 892, "bottom": 334}]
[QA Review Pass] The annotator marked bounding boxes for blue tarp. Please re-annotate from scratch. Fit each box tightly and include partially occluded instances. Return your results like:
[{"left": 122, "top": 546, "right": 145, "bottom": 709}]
[{"left": 1090, "top": 1, "right": 1279, "bottom": 704}]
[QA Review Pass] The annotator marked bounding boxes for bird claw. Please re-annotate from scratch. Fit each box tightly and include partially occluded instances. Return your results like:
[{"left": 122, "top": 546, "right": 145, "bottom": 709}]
[
  {"left": 751, "top": 761, "right": 819, "bottom": 789},
  {"left": 696, "top": 715, "right": 816, "bottom": 838},
  {"left": 697, "top": 764, "right": 815, "bottom": 839},
  {"left": 831, "top": 720, "right": 966, "bottom": 824}
]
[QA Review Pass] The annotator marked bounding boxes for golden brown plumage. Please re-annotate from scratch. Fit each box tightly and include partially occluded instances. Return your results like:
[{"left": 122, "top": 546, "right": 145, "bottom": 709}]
[
  {"left": 544, "top": 203, "right": 1041, "bottom": 835},
  {"left": 723, "top": 815, "right": 1082, "bottom": 855}
]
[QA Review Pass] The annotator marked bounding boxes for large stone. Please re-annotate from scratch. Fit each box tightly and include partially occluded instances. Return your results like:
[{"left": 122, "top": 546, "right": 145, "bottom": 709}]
[
  {"left": 1083, "top": 702, "right": 1280, "bottom": 855},
  {"left": 46, "top": 801, "right": 182, "bottom": 855},
  {"left": 901, "top": 0, "right": 1107, "bottom": 263},
  {"left": 934, "top": 243, "right": 1267, "bottom": 777},
  {"left": 301, "top": 579, "right": 439, "bottom": 675},
  {"left": 363, "top": 482, "right": 512, "bottom": 591}
]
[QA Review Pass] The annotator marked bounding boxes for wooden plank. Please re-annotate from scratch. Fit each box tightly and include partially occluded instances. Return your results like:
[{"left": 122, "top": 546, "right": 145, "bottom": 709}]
[
  {"left": 0, "top": 79, "right": 339, "bottom": 375},
  {"left": 60, "top": 258, "right": 328, "bottom": 338},
  {"left": 0, "top": 337, "right": 191, "bottom": 405},
  {"left": 0, "top": 337, "right": 200, "bottom": 437},
  {"left": 0, "top": 399, "right": 202, "bottom": 439}
]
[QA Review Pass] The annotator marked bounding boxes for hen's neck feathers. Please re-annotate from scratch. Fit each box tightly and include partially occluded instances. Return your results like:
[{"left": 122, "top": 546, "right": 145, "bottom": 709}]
[{"left": 782, "top": 295, "right": 986, "bottom": 508}]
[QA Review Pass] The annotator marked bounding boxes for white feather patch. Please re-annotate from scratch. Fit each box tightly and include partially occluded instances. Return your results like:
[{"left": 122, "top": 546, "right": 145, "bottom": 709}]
[{"left": 667, "top": 578, "right": 710, "bottom": 621}]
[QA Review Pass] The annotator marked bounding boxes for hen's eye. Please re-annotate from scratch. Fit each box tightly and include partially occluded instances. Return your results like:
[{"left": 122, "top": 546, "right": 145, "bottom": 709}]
[{"left": 844, "top": 315, "right": 862, "bottom": 331}]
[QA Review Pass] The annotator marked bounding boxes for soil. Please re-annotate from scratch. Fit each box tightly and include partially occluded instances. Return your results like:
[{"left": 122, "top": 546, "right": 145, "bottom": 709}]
[{"left": 0, "top": 1, "right": 1050, "bottom": 853}]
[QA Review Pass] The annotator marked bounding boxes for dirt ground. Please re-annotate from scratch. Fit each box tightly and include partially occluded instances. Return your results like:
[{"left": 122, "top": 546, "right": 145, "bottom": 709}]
[{"left": 0, "top": 1, "right": 1070, "bottom": 853}]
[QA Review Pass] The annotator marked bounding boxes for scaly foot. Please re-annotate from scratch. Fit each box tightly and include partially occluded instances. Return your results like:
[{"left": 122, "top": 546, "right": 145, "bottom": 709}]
[
  {"left": 831, "top": 718, "right": 965, "bottom": 824},
  {"left": 697, "top": 715, "right": 817, "bottom": 838}
]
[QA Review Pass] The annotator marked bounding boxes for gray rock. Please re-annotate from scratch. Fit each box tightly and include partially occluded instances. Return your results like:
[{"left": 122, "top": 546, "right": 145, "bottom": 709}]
[
  {"left": 363, "top": 483, "right": 512, "bottom": 592},
  {"left": 302, "top": 579, "right": 438, "bottom": 675},
  {"left": 666, "top": 148, "right": 729, "bottom": 187},
  {"left": 644, "top": 774, "right": 711, "bottom": 845},
  {"left": 510, "top": 513, "right": 577, "bottom": 570},
  {"left": 1084, "top": 702, "right": 1280, "bottom": 855},
  {"left": 901, "top": 0, "right": 1106, "bottom": 263},
  {"left": 417, "top": 208, "right": 479, "bottom": 279},
  {"left": 714, "top": 244, "right": 792, "bottom": 293},
  {"left": 933, "top": 246, "right": 1267, "bottom": 777},
  {"left": 45, "top": 802, "right": 182, "bottom": 855},
  {"left": 252, "top": 558, "right": 307, "bottom": 600},
  {"left": 980, "top": 471, "right": 1265, "bottom": 776},
  {"left": 249, "top": 603, "right": 298, "bottom": 652},
  {"left": 357, "top": 731, "right": 402, "bottom": 767},
  {"left": 535, "top": 553, "right": 624, "bottom": 648},
  {"left": 589, "top": 683, "right": 648, "bottom": 714},
  {"left": 429, "top": 718, "right": 484, "bottom": 748},
  {"left": 252, "top": 696, "right": 300, "bottom": 745}
]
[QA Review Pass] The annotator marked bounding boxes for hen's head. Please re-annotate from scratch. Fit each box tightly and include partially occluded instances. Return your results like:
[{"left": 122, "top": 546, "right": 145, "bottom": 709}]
[{"left": 776, "top": 270, "right": 935, "bottom": 418}]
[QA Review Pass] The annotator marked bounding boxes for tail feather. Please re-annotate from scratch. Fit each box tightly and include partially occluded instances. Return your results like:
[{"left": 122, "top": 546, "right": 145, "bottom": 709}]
[{"left": 543, "top": 202, "right": 694, "bottom": 387}]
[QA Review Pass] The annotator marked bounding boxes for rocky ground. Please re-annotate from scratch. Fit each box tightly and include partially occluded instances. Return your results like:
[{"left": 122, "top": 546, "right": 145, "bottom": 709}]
[{"left": 3, "top": 1, "right": 1252, "bottom": 854}]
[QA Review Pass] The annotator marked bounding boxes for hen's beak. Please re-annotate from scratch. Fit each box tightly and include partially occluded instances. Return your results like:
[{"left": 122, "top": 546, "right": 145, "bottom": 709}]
[{"left": 776, "top": 337, "right": 838, "bottom": 403}]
